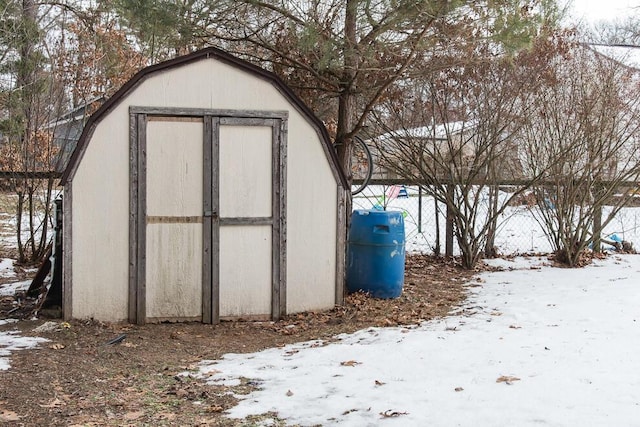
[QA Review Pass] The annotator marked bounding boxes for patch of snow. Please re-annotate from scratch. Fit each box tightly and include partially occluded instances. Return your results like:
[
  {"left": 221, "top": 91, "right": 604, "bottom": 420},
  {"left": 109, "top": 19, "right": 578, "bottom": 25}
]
[
  {"left": 0, "top": 328, "right": 48, "bottom": 371},
  {"left": 0, "top": 319, "right": 17, "bottom": 327},
  {"left": 192, "top": 254, "right": 640, "bottom": 426},
  {"left": 483, "top": 256, "right": 550, "bottom": 270},
  {"left": 0, "top": 258, "right": 15, "bottom": 278},
  {"left": 0, "top": 280, "right": 31, "bottom": 297}
]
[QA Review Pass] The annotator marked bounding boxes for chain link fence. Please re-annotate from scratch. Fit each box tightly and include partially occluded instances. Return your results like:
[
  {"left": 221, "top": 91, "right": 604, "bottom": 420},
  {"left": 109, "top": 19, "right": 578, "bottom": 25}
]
[{"left": 352, "top": 184, "right": 640, "bottom": 256}]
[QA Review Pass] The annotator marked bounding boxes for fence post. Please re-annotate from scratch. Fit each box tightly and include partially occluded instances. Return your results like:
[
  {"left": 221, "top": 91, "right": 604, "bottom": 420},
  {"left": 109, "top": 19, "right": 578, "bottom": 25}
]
[
  {"left": 418, "top": 186, "right": 422, "bottom": 234},
  {"left": 445, "top": 184, "right": 454, "bottom": 257},
  {"left": 593, "top": 196, "right": 603, "bottom": 253},
  {"left": 484, "top": 184, "right": 498, "bottom": 257}
]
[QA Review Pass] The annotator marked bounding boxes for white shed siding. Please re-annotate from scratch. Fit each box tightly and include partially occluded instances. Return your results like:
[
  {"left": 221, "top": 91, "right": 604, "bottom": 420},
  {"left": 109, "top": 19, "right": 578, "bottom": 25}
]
[
  {"left": 286, "top": 131, "right": 338, "bottom": 313},
  {"left": 71, "top": 114, "right": 130, "bottom": 320},
  {"left": 70, "top": 57, "right": 340, "bottom": 321}
]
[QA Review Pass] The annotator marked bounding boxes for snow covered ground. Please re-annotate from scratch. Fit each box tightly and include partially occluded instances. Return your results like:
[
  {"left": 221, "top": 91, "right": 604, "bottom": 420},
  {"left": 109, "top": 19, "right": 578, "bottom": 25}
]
[
  {"left": 1, "top": 187, "right": 639, "bottom": 425},
  {"left": 0, "top": 256, "right": 44, "bottom": 370},
  {"left": 0, "top": 193, "right": 57, "bottom": 370},
  {"left": 353, "top": 186, "right": 640, "bottom": 255},
  {"left": 193, "top": 255, "right": 640, "bottom": 426},
  {"left": 0, "top": 319, "right": 48, "bottom": 371},
  {"left": 0, "top": 258, "right": 16, "bottom": 280},
  {"left": 0, "top": 279, "right": 30, "bottom": 297}
]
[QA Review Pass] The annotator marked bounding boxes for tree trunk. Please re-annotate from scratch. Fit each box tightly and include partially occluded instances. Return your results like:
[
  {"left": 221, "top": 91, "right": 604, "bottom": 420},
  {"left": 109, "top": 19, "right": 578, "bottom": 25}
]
[
  {"left": 592, "top": 202, "right": 602, "bottom": 253},
  {"left": 335, "top": 0, "right": 358, "bottom": 180},
  {"left": 335, "top": 0, "right": 359, "bottom": 228},
  {"left": 36, "top": 178, "right": 55, "bottom": 260},
  {"left": 16, "top": 192, "right": 25, "bottom": 263},
  {"left": 433, "top": 195, "right": 441, "bottom": 255},
  {"left": 15, "top": 0, "right": 38, "bottom": 264},
  {"left": 28, "top": 188, "right": 35, "bottom": 259}
]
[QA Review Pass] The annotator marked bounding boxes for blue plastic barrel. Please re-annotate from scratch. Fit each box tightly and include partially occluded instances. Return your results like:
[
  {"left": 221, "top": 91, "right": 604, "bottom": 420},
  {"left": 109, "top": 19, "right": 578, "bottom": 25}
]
[{"left": 346, "top": 210, "right": 406, "bottom": 298}]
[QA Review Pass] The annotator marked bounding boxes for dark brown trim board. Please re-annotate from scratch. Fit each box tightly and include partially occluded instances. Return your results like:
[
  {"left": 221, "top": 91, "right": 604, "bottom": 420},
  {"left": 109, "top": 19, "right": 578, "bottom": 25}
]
[
  {"left": 62, "top": 182, "right": 73, "bottom": 320},
  {"left": 128, "top": 113, "right": 139, "bottom": 323},
  {"left": 136, "top": 114, "right": 148, "bottom": 325},
  {"left": 210, "top": 117, "right": 221, "bottom": 324},
  {"left": 202, "top": 115, "right": 214, "bottom": 324}
]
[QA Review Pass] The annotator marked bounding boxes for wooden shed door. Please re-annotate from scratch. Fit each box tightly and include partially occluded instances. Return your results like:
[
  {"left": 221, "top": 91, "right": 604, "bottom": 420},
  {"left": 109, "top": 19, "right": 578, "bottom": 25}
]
[
  {"left": 130, "top": 110, "right": 286, "bottom": 324},
  {"left": 144, "top": 117, "right": 204, "bottom": 322},
  {"left": 216, "top": 121, "right": 277, "bottom": 320}
]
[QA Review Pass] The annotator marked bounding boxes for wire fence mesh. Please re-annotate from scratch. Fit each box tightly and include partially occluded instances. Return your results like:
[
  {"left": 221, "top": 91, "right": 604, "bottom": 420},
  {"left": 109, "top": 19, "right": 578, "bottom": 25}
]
[{"left": 352, "top": 184, "right": 640, "bottom": 256}]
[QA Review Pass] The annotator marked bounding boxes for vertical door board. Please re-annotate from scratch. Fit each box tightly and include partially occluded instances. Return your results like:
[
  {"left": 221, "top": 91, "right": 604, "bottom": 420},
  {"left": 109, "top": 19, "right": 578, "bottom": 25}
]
[{"left": 145, "top": 119, "right": 204, "bottom": 321}]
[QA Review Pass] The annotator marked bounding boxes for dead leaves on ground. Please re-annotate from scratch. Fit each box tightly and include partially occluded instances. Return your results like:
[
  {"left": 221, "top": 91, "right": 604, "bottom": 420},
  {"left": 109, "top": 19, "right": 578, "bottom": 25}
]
[
  {"left": 259, "top": 254, "right": 471, "bottom": 335},
  {"left": 340, "top": 360, "right": 361, "bottom": 367}
]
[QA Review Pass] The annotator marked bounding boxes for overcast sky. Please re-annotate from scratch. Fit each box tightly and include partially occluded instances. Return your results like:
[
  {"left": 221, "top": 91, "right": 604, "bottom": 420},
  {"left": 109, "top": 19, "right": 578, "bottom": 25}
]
[{"left": 566, "top": 0, "right": 638, "bottom": 25}]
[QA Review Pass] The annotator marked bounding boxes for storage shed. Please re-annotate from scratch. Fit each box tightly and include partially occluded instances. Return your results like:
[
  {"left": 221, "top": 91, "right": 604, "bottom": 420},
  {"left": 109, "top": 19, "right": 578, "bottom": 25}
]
[{"left": 60, "top": 47, "right": 348, "bottom": 324}]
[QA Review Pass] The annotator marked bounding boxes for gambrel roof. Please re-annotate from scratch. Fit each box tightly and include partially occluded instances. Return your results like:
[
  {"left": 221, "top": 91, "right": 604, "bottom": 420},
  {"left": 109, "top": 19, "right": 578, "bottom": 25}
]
[{"left": 60, "top": 47, "right": 347, "bottom": 187}]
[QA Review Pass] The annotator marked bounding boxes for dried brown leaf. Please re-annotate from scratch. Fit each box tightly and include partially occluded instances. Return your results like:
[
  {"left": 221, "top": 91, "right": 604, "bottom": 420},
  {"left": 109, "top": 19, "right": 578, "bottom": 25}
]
[
  {"left": 380, "top": 409, "right": 408, "bottom": 418},
  {"left": 496, "top": 375, "right": 520, "bottom": 385},
  {"left": 123, "top": 411, "right": 144, "bottom": 421},
  {"left": 202, "top": 369, "right": 221, "bottom": 377}
]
